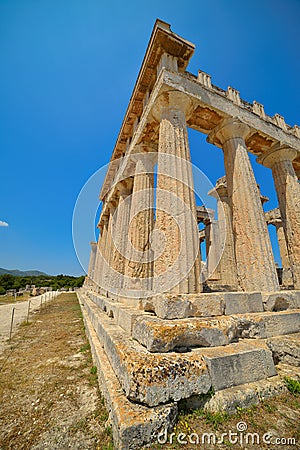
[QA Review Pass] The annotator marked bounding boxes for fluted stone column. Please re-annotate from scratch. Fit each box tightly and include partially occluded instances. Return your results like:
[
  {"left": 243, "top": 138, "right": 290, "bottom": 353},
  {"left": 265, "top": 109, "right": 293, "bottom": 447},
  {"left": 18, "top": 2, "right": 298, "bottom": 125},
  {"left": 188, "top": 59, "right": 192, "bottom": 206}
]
[
  {"left": 102, "top": 205, "right": 117, "bottom": 294},
  {"left": 209, "top": 177, "right": 238, "bottom": 289},
  {"left": 205, "top": 218, "right": 221, "bottom": 282},
  {"left": 125, "top": 152, "right": 155, "bottom": 291},
  {"left": 96, "top": 216, "right": 109, "bottom": 293},
  {"left": 110, "top": 182, "right": 133, "bottom": 290},
  {"left": 258, "top": 143, "right": 300, "bottom": 289},
  {"left": 152, "top": 91, "right": 201, "bottom": 294},
  {"left": 87, "top": 241, "right": 97, "bottom": 288},
  {"left": 277, "top": 223, "right": 293, "bottom": 287},
  {"left": 208, "top": 117, "right": 279, "bottom": 292}
]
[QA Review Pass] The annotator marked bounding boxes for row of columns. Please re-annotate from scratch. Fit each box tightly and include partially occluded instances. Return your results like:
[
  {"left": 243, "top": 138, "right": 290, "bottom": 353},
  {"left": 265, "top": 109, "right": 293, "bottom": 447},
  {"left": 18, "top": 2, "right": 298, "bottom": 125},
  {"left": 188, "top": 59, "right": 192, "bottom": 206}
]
[{"left": 87, "top": 103, "right": 300, "bottom": 294}]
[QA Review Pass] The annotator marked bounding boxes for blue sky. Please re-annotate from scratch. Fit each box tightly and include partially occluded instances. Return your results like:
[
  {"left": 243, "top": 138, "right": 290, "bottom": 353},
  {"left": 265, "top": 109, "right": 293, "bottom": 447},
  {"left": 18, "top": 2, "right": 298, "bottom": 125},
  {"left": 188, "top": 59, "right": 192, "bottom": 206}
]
[{"left": 0, "top": 0, "right": 299, "bottom": 276}]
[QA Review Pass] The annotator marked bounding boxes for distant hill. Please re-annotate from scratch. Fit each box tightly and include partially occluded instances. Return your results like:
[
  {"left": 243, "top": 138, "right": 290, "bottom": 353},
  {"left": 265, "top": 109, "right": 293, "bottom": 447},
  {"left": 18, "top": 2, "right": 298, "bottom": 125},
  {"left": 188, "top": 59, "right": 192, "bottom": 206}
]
[{"left": 0, "top": 268, "right": 48, "bottom": 277}]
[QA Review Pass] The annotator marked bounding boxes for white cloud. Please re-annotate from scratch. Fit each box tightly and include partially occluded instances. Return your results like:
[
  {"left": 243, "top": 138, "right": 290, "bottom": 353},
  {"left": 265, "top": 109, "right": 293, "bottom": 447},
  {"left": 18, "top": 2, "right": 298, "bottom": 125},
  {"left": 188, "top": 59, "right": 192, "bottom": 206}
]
[{"left": 0, "top": 221, "right": 9, "bottom": 227}]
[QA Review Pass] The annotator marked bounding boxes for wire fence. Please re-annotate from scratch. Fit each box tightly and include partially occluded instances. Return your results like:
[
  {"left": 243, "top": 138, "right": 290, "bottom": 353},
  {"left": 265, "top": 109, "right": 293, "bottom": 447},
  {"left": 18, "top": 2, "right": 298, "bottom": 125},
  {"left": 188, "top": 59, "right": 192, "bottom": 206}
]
[{"left": 0, "top": 291, "right": 60, "bottom": 347}]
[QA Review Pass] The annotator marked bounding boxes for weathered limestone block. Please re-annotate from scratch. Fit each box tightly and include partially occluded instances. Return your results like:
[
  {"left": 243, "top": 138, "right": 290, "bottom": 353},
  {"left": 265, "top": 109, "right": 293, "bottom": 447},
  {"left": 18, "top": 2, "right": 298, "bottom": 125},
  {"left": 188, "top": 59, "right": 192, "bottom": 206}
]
[
  {"left": 263, "top": 290, "right": 300, "bottom": 311},
  {"left": 188, "top": 294, "right": 225, "bottom": 317},
  {"left": 236, "top": 311, "right": 300, "bottom": 339},
  {"left": 148, "top": 293, "right": 224, "bottom": 319},
  {"left": 82, "top": 293, "right": 212, "bottom": 407},
  {"left": 203, "top": 376, "right": 288, "bottom": 414},
  {"left": 267, "top": 333, "right": 300, "bottom": 367},
  {"left": 201, "top": 341, "right": 277, "bottom": 391},
  {"left": 224, "top": 292, "right": 263, "bottom": 315},
  {"left": 117, "top": 306, "right": 146, "bottom": 334},
  {"left": 153, "top": 295, "right": 192, "bottom": 319},
  {"left": 132, "top": 315, "right": 238, "bottom": 352},
  {"left": 258, "top": 143, "right": 300, "bottom": 289},
  {"left": 80, "top": 295, "right": 178, "bottom": 450},
  {"left": 208, "top": 117, "right": 279, "bottom": 292}
]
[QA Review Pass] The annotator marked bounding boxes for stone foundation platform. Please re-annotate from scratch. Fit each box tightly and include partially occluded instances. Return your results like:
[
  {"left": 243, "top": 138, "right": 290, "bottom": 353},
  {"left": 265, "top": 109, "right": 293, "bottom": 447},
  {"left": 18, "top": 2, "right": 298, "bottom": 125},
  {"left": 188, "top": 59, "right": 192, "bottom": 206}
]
[{"left": 78, "top": 289, "right": 300, "bottom": 449}]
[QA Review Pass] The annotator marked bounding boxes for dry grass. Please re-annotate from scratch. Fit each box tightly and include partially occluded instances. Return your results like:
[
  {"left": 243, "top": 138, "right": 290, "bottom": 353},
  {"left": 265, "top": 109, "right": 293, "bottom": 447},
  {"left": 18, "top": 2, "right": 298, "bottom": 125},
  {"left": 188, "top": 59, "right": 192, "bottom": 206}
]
[
  {"left": 0, "top": 293, "right": 113, "bottom": 450},
  {"left": 0, "top": 293, "right": 32, "bottom": 305},
  {"left": 148, "top": 392, "right": 300, "bottom": 449}
]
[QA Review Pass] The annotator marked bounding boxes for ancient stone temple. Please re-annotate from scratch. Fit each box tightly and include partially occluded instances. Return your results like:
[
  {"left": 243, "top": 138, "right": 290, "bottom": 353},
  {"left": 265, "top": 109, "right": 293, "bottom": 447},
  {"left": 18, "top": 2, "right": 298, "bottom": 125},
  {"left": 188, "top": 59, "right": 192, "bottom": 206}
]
[{"left": 79, "top": 20, "right": 300, "bottom": 449}]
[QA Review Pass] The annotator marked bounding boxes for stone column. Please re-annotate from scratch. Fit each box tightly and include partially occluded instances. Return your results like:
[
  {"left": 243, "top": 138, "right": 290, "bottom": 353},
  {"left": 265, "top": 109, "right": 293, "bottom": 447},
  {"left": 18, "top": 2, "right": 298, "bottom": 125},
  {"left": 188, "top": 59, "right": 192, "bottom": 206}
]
[
  {"left": 209, "top": 177, "right": 238, "bottom": 289},
  {"left": 258, "top": 143, "right": 300, "bottom": 289},
  {"left": 102, "top": 205, "right": 117, "bottom": 295},
  {"left": 112, "top": 181, "right": 132, "bottom": 289},
  {"left": 125, "top": 152, "right": 156, "bottom": 291},
  {"left": 277, "top": 223, "right": 293, "bottom": 287},
  {"left": 110, "top": 182, "right": 133, "bottom": 290},
  {"left": 152, "top": 91, "right": 201, "bottom": 294},
  {"left": 208, "top": 117, "right": 279, "bottom": 292},
  {"left": 87, "top": 241, "right": 97, "bottom": 288},
  {"left": 95, "top": 216, "right": 109, "bottom": 293},
  {"left": 204, "top": 216, "right": 221, "bottom": 282}
]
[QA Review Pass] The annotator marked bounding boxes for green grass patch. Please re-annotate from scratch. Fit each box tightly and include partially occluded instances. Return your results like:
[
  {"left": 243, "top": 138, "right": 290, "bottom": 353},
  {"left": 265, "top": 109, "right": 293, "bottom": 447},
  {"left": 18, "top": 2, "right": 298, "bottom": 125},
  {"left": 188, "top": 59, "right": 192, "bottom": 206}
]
[
  {"left": 284, "top": 377, "right": 300, "bottom": 395},
  {"left": 79, "top": 343, "right": 90, "bottom": 352},
  {"left": 90, "top": 366, "right": 97, "bottom": 375}
]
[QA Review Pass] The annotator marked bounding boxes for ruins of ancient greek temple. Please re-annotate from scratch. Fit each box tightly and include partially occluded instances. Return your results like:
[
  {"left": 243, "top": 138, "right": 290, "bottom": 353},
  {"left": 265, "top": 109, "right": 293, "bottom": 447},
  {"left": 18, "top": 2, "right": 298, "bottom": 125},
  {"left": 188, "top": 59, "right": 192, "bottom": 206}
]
[{"left": 79, "top": 20, "right": 300, "bottom": 449}]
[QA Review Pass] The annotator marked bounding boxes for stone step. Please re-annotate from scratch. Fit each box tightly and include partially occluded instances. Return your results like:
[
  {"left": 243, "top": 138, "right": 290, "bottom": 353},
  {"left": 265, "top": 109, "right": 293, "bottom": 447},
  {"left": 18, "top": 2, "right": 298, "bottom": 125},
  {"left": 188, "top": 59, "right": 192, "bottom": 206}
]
[
  {"left": 267, "top": 332, "right": 300, "bottom": 367},
  {"left": 79, "top": 291, "right": 277, "bottom": 405},
  {"left": 79, "top": 293, "right": 177, "bottom": 450},
  {"left": 185, "top": 362, "right": 300, "bottom": 415},
  {"left": 80, "top": 292, "right": 211, "bottom": 407},
  {"left": 132, "top": 310, "right": 300, "bottom": 352},
  {"left": 86, "top": 288, "right": 300, "bottom": 323},
  {"left": 140, "top": 290, "right": 300, "bottom": 319},
  {"left": 200, "top": 340, "right": 277, "bottom": 391}
]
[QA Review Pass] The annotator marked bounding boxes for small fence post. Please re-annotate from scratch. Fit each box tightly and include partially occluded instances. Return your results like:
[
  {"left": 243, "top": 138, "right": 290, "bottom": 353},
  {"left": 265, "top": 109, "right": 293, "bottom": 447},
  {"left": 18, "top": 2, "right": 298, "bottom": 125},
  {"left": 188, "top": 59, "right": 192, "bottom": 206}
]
[
  {"left": 27, "top": 299, "right": 31, "bottom": 324},
  {"left": 9, "top": 307, "right": 15, "bottom": 340}
]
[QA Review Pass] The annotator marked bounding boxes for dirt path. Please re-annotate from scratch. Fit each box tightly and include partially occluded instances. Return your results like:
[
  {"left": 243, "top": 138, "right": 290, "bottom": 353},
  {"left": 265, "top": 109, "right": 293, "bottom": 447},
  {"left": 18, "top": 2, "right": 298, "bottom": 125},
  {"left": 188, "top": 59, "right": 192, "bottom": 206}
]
[
  {"left": 0, "top": 293, "right": 113, "bottom": 450},
  {"left": 0, "top": 293, "right": 59, "bottom": 353}
]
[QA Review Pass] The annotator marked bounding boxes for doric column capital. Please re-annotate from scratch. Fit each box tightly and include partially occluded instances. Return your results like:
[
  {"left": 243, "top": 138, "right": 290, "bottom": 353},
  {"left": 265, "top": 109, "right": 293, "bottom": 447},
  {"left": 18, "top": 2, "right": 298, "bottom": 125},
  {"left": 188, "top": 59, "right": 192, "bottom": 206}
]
[
  {"left": 90, "top": 241, "right": 97, "bottom": 249},
  {"left": 98, "top": 213, "right": 109, "bottom": 231},
  {"left": 207, "top": 117, "right": 251, "bottom": 147},
  {"left": 117, "top": 180, "right": 132, "bottom": 197},
  {"left": 151, "top": 90, "right": 193, "bottom": 122},
  {"left": 209, "top": 176, "right": 228, "bottom": 199},
  {"left": 131, "top": 150, "right": 158, "bottom": 169},
  {"left": 257, "top": 142, "right": 299, "bottom": 169}
]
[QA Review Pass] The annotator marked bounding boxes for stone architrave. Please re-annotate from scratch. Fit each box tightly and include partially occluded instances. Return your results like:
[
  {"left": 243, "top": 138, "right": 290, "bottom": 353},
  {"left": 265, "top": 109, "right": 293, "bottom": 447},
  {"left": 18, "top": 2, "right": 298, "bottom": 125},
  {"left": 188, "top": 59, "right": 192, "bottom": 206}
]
[
  {"left": 258, "top": 143, "right": 300, "bottom": 289},
  {"left": 208, "top": 117, "right": 279, "bottom": 292},
  {"left": 209, "top": 177, "right": 238, "bottom": 289},
  {"left": 152, "top": 91, "right": 201, "bottom": 294},
  {"left": 87, "top": 241, "right": 97, "bottom": 287},
  {"left": 125, "top": 152, "right": 156, "bottom": 291}
]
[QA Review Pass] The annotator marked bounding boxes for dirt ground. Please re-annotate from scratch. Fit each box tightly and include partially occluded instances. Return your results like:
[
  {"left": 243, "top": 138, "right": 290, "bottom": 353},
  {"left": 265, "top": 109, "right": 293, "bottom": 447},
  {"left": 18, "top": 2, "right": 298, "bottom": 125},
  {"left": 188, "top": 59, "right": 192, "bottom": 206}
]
[
  {"left": 147, "top": 392, "right": 300, "bottom": 449},
  {"left": 0, "top": 293, "right": 57, "bottom": 353},
  {"left": 0, "top": 292, "right": 299, "bottom": 450},
  {"left": 0, "top": 293, "right": 113, "bottom": 450}
]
